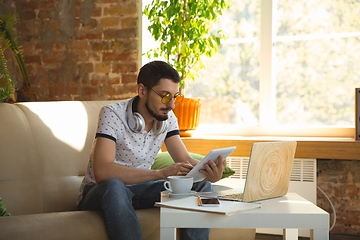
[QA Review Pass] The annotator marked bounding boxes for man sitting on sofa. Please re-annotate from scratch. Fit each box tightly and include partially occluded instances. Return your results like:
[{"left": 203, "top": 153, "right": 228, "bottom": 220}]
[{"left": 76, "top": 60, "right": 226, "bottom": 240}]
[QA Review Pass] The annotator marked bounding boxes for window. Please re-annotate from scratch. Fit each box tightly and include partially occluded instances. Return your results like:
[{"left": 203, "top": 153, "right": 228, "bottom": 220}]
[{"left": 142, "top": 0, "right": 360, "bottom": 138}]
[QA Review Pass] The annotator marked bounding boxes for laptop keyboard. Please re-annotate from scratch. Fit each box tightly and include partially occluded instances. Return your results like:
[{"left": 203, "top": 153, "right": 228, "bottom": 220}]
[{"left": 221, "top": 193, "right": 244, "bottom": 200}]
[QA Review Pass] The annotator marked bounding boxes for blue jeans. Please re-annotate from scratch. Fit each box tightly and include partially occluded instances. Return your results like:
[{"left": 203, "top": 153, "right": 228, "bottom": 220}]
[{"left": 77, "top": 178, "right": 212, "bottom": 240}]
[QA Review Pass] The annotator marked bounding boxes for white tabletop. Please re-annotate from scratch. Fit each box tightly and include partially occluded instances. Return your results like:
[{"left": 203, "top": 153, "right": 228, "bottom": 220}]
[{"left": 159, "top": 179, "right": 329, "bottom": 240}]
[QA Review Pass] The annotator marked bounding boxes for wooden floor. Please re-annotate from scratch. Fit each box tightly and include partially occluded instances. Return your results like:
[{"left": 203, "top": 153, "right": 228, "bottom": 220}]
[{"left": 255, "top": 233, "right": 359, "bottom": 240}]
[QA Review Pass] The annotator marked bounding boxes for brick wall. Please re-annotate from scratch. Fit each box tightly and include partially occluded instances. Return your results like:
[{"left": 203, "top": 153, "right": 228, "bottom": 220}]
[
  {"left": 8, "top": 0, "right": 138, "bottom": 101},
  {"left": 317, "top": 159, "right": 360, "bottom": 235}
]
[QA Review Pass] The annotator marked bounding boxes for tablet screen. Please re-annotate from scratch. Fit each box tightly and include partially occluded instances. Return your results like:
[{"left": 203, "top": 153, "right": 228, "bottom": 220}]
[{"left": 187, "top": 146, "right": 236, "bottom": 182}]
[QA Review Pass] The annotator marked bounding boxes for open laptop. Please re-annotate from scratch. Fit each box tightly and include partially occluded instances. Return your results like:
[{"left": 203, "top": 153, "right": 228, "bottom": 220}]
[{"left": 198, "top": 141, "right": 297, "bottom": 203}]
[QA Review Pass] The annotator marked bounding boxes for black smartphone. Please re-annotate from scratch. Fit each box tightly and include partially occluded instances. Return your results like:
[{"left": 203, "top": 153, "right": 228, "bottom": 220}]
[{"left": 200, "top": 197, "right": 220, "bottom": 206}]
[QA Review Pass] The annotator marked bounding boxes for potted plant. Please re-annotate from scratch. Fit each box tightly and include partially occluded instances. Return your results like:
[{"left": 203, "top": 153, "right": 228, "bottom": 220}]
[
  {"left": 0, "top": 14, "right": 17, "bottom": 102},
  {"left": 0, "top": 6, "right": 37, "bottom": 102},
  {"left": 144, "top": 0, "right": 230, "bottom": 136}
]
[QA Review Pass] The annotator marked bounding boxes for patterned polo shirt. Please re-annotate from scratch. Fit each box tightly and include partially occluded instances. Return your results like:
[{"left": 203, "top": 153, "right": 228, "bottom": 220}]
[{"left": 77, "top": 97, "right": 179, "bottom": 204}]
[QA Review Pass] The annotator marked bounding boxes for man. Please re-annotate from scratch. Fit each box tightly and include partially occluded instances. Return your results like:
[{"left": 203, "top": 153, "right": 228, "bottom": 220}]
[{"left": 77, "top": 60, "right": 226, "bottom": 240}]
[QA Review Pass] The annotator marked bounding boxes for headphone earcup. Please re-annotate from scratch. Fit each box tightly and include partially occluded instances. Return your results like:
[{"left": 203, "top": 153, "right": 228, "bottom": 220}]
[
  {"left": 131, "top": 112, "right": 145, "bottom": 132},
  {"left": 153, "top": 120, "right": 168, "bottom": 135},
  {"left": 127, "top": 97, "right": 145, "bottom": 133}
]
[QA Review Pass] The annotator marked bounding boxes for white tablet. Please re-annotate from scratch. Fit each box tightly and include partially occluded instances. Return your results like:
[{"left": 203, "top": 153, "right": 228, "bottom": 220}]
[{"left": 187, "top": 146, "right": 236, "bottom": 182}]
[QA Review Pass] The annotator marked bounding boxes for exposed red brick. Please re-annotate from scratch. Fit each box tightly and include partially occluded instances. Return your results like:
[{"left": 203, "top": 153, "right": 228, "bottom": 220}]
[
  {"left": 95, "top": 63, "right": 110, "bottom": 73},
  {"left": 103, "top": 4, "right": 137, "bottom": 16},
  {"left": 348, "top": 198, "right": 360, "bottom": 211},
  {"left": 22, "top": 11, "right": 36, "bottom": 20},
  {"left": 103, "top": 17, "right": 120, "bottom": 28},
  {"left": 32, "top": 86, "right": 46, "bottom": 99},
  {"left": 75, "top": 0, "right": 82, "bottom": 7},
  {"left": 29, "top": 75, "right": 42, "bottom": 86},
  {"left": 117, "top": 83, "right": 136, "bottom": 95},
  {"left": 91, "top": 8, "right": 102, "bottom": 17},
  {"left": 111, "top": 40, "right": 137, "bottom": 51},
  {"left": 48, "top": 86, "right": 65, "bottom": 96},
  {"left": 79, "top": 75, "right": 90, "bottom": 84},
  {"left": 35, "top": 43, "right": 47, "bottom": 50},
  {"left": 102, "top": 85, "right": 117, "bottom": 96},
  {"left": 74, "top": 8, "right": 80, "bottom": 18},
  {"left": 83, "top": 86, "right": 99, "bottom": 96},
  {"left": 99, "top": 0, "right": 118, "bottom": 3},
  {"left": 121, "top": 17, "right": 137, "bottom": 29},
  {"left": 343, "top": 184, "right": 358, "bottom": 197},
  {"left": 26, "top": 65, "right": 35, "bottom": 75},
  {"left": 52, "top": 43, "right": 67, "bottom": 51},
  {"left": 36, "top": 65, "right": 48, "bottom": 75},
  {"left": 122, "top": 74, "right": 137, "bottom": 84},
  {"left": 104, "top": 29, "right": 137, "bottom": 39},
  {"left": 66, "top": 85, "right": 80, "bottom": 95},
  {"left": 42, "top": 52, "right": 66, "bottom": 63},
  {"left": 22, "top": 1, "right": 39, "bottom": 11},
  {"left": 75, "top": 31, "right": 103, "bottom": 40},
  {"left": 71, "top": 52, "right": 89, "bottom": 62},
  {"left": 38, "top": 10, "right": 50, "bottom": 19},
  {"left": 108, "top": 78, "right": 121, "bottom": 85},
  {"left": 91, "top": 42, "right": 109, "bottom": 51},
  {"left": 330, "top": 225, "right": 343, "bottom": 234},
  {"left": 71, "top": 41, "right": 88, "bottom": 51},
  {"left": 24, "top": 55, "right": 41, "bottom": 64},
  {"left": 78, "top": 63, "right": 94, "bottom": 74},
  {"left": 22, "top": 43, "right": 34, "bottom": 54},
  {"left": 82, "top": 19, "right": 98, "bottom": 29},
  {"left": 91, "top": 53, "right": 101, "bottom": 61},
  {"left": 40, "top": 0, "right": 55, "bottom": 9},
  {"left": 14, "top": 0, "right": 140, "bottom": 103},
  {"left": 90, "top": 76, "right": 107, "bottom": 85},
  {"left": 103, "top": 52, "right": 136, "bottom": 62},
  {"left": 49, "top": 19, "right": 60, "bottom": 30},
  {"left": 112, "top": 63, "right": 137, "bottom": 73}
]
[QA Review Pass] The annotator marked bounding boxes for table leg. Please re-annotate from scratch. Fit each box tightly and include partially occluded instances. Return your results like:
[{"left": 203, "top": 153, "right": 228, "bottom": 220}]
[
  {"left": 310, "top": 229, "right": 329, "bottom": 240},
  {"left": 160, "top": 227, "right": 176, "bottom": 240},
  {"left": 283, "top": 229, "right": 298, "bottom": 240}
]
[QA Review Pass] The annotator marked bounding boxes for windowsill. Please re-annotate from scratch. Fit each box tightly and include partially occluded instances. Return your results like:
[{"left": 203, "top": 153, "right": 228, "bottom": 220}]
[{"left": 163, "top": 135, "right": 360, "bottom": 160}]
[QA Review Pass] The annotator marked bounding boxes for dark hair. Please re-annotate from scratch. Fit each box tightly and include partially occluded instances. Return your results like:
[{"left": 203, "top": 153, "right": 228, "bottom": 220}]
[{"left": 137, "top": 61, "right": 180, "bottom": 88}]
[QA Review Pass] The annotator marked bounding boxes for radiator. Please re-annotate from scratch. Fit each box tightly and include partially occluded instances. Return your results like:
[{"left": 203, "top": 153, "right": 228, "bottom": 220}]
[{"left": 227, "top": 157, "right": 317, "bottom": 237}]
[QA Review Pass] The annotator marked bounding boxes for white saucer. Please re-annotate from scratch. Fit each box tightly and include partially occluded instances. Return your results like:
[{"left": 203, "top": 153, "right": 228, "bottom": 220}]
[{"left": 163, "top": 190, "right": 197, "bottom": 198}]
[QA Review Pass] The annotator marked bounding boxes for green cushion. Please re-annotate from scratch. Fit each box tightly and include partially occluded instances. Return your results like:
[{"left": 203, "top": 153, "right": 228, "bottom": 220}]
[
  {"left": 152, "top": 152, "right": 235, "bottom": 179},
  {"left": 0, "top": 198, "right": 11, "bottom": 216}
]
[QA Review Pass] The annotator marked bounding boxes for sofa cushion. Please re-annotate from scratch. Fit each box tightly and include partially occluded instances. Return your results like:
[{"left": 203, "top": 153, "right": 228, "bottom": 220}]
[
  {"left": 0, "top": 208, "right": 160, "bottom": 240},
  {"left": 152, "top": 152, "right": 235, "bottom": 178}
]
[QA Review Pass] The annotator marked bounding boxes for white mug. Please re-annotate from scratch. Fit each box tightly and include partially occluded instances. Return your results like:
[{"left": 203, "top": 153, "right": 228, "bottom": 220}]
[{"left": 163, "top": 176, "right": 193, "bottom": 194}]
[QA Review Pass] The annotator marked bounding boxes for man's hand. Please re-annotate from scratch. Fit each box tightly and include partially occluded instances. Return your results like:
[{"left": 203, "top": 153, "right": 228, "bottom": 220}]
[
  {"left": 158, "top": 161, "right": 194, "bottom": 179},
  {"left": 199, "top": 155, "right": 226, "bottom": 183}
]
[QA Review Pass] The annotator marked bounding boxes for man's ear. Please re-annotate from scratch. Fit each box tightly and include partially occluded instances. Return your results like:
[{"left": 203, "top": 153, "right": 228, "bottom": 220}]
[{"left": 137, "top": 84, "right": 147, "bottom": 98}]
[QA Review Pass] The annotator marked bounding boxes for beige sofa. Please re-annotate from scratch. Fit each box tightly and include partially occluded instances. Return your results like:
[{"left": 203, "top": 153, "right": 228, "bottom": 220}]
[{"left": 0, "top": 101, "right": 255, "bottom": 240}]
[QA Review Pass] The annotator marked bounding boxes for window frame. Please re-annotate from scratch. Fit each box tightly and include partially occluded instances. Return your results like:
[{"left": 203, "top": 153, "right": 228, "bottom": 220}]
[{"left": 140, "top": 0, "right": 357, "bottom": 139}]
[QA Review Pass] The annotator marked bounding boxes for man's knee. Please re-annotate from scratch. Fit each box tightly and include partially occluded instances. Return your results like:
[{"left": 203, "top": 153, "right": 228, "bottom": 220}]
[
  {"left": 193, "top": 181, "right": 213, "bottom": 192},
  {"left": 99, "top": 178, "right": 126, "bottom": 190},
  {"left": 98, "top": 178, "right": 132, "bottom": 198}
]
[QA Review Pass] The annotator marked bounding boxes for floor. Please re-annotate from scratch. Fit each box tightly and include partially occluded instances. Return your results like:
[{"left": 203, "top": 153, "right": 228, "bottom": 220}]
[{"left": 255, "top": 233, "right": 360, "bottom": 240}]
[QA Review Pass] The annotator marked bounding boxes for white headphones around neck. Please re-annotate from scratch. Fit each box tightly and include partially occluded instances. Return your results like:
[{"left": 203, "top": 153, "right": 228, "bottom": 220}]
[{"left": 126, "top": 96, "right": 168, "bottom": 135}]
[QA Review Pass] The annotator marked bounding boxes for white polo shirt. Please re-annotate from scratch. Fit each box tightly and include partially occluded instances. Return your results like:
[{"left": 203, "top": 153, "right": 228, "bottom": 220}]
[{"left": 77, "top": 97, "right": 179, "bottom": 204}]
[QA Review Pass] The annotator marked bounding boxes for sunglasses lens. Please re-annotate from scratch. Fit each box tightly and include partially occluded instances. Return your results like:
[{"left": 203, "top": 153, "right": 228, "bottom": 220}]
[
  {"left": 174, "top": 94, "right": 184, "bottom": 104},
  {"left": 161, "top": 93, "right": 173, "bottom": 104}
]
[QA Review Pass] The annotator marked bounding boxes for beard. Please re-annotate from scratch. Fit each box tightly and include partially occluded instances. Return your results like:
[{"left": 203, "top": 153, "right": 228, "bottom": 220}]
[{"left": 145, "top": 100, "right": 170, "bottom": 121}]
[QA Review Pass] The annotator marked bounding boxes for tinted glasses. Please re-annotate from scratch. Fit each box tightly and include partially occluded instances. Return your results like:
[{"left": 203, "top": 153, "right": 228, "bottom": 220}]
[{"left": 146, "top": 85, "right": 184, "bottom": 104}]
